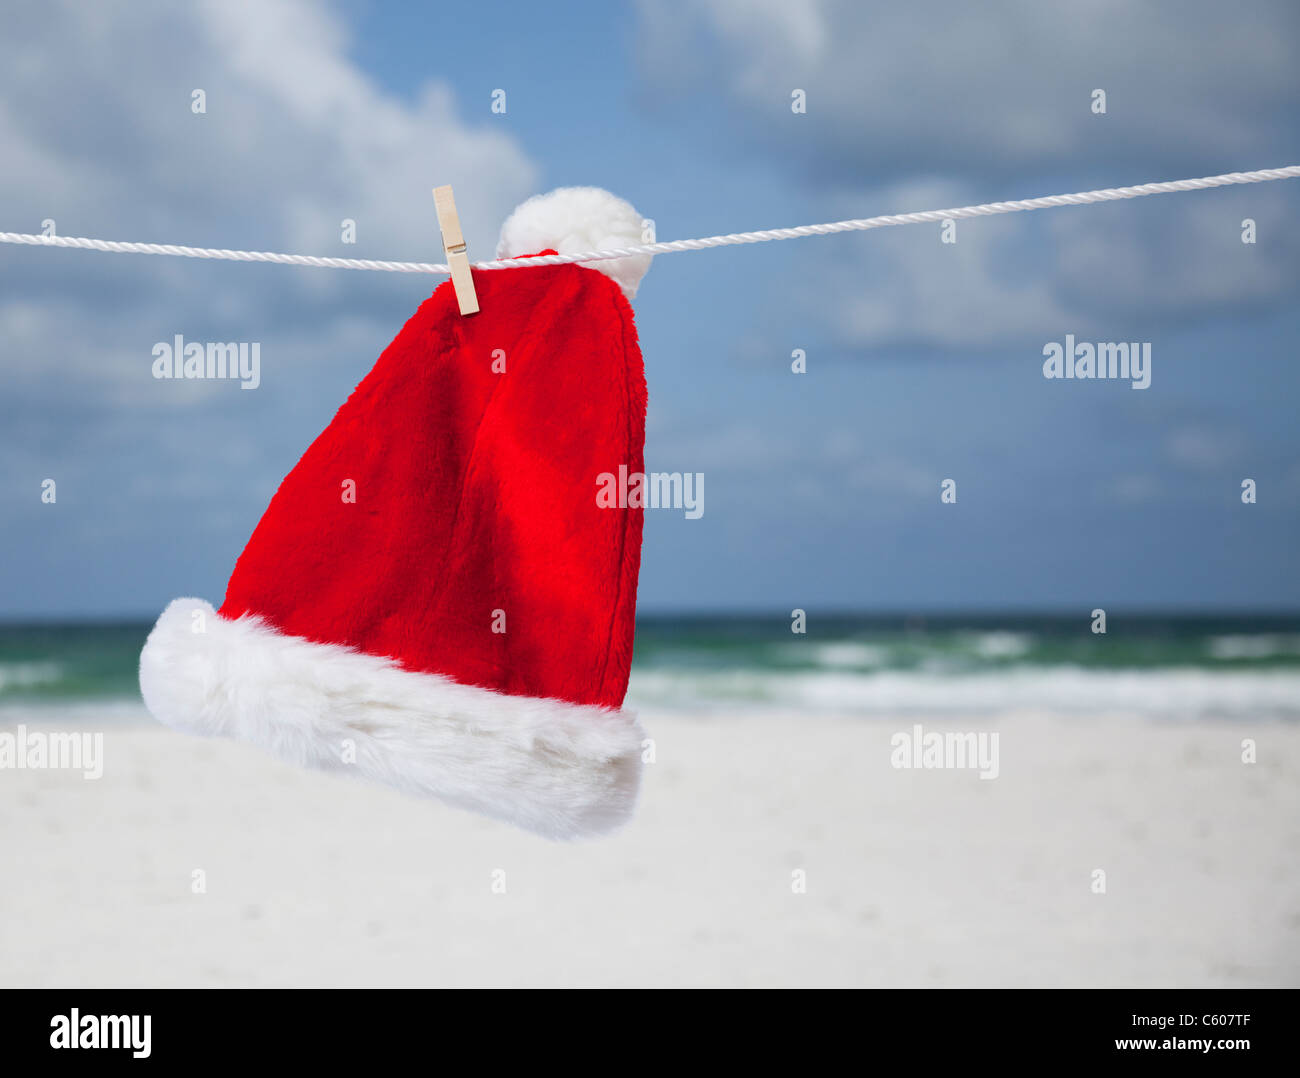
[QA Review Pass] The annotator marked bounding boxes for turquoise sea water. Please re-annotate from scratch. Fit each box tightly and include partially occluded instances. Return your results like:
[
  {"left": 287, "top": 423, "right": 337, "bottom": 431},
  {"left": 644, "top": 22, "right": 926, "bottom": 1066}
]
[{"left": 2, "top": 614, "right": 1299, "bottom": 720}]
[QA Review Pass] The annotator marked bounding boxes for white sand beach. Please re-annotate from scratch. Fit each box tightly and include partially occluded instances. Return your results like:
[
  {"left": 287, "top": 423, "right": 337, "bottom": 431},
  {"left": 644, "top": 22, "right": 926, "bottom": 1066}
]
[{"left": 2, "top": 707, "right": 1297, "bottom": 988}]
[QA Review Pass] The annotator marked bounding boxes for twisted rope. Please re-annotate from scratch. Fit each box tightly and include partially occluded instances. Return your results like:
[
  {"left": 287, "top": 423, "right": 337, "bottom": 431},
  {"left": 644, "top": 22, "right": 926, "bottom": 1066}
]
[{"left": 2, "top": 166, "right": 1297, "bottom": 275}]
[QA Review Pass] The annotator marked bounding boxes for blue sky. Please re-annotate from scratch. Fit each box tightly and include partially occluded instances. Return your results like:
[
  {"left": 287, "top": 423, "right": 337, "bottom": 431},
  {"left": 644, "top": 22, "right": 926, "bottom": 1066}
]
[{"left": 1, "top": 0, "right": 1298, "bottom": 617}]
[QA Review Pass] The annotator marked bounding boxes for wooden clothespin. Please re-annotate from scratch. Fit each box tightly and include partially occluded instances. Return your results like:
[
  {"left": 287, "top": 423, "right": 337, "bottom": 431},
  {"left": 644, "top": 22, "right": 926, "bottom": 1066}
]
[{"left": 433, "top": 184, "right": 479, "bottom": 316}]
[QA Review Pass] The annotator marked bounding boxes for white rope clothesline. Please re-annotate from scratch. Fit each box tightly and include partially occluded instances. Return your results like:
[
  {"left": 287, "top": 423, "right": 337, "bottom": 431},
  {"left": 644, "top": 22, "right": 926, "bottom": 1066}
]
[{"left": 1, "top": 165, "right": 1297, "bottom": 275}]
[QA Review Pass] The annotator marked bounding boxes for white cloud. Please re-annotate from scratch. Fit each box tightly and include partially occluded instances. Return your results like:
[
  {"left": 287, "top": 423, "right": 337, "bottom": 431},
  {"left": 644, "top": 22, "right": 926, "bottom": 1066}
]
[
  {"left": 637, "top": 0, "right": 1299, "bottom": 181},
  {"left": 804, "top": 180, "right": 1076, "bottom": 348},
  {"left": 0, "top": 0, "right": 542, "bottom": 569},
  {"left": 637, "top": 0, "right": 1300, "bottom": 349},
  {"left": 801, "top": 178, "right": 1300, "bottom": 349},
  {"left": 0, "top": 0, "right": 537, "bottom": 315}
]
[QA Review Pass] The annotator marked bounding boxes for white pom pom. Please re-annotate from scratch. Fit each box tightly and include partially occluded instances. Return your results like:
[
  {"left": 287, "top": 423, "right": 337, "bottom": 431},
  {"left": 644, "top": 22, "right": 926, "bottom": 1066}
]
[{"left": 497, "top": 187, "right": 651, "bottom": 300}]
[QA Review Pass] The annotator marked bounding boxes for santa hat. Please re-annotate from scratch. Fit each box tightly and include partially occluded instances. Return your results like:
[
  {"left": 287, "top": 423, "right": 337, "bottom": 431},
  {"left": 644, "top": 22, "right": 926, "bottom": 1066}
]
[{"left": 139, "top": 187, "right": 652, "bottom": 840}]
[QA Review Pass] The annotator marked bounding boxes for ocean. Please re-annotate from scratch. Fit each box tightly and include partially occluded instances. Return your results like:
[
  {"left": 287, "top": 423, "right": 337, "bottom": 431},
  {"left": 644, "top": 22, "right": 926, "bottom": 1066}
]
[{"left": 2, "top": 613, "right": 1299, "bottom": 721}]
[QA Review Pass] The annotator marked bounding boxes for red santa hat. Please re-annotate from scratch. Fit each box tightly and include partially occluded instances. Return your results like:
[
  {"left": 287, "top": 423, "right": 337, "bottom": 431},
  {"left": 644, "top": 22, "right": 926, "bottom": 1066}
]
[{"left": 139, "top": 187, "right": 652, "bottom": 840}]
